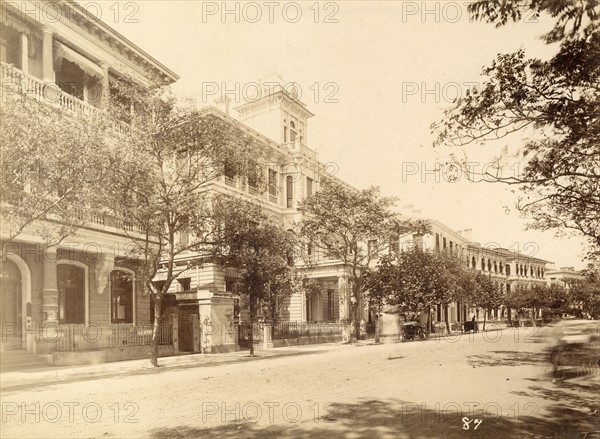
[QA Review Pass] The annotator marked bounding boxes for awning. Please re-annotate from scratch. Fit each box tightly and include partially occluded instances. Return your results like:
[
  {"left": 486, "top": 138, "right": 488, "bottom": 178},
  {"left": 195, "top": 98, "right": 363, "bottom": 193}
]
[{"left": 54, "top": 42, "right": 104, "bottom": 79}]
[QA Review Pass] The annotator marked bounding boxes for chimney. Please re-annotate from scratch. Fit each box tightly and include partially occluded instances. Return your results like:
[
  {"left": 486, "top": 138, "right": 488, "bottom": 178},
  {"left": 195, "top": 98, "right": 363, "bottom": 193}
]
[{"left": 214, "top": 96, "right": 231, "bottom": 116}]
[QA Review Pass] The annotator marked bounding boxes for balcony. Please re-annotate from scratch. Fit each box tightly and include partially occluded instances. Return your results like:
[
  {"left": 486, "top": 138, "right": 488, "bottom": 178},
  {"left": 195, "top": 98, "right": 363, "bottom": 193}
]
[
  {"left": 1, "top": 62, "right": 129, "bottom": 134},
  {"left": 2, "top": 62, "right": 99, "bottom": 117}
]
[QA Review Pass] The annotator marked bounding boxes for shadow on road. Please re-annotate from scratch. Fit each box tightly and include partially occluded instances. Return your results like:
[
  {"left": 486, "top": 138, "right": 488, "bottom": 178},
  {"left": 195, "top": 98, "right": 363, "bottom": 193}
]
[
  {"left": 466, "top": 350, "right": 546, "bottom": 367},
  {"left": 148, "top": 397, "right": 600, "bottom": 439}
]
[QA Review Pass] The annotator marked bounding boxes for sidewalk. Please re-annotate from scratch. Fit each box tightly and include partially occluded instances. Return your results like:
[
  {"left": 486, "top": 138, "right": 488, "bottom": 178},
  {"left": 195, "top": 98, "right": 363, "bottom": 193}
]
[{"left": 0, "top": 343, "right": 343, "bottom": 392}]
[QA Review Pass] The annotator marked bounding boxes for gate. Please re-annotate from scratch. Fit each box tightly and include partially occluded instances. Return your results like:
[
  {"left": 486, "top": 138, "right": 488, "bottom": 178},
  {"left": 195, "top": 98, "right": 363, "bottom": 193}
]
[{"left": 178, "top": 316, "right": 194, "bottom": 352}]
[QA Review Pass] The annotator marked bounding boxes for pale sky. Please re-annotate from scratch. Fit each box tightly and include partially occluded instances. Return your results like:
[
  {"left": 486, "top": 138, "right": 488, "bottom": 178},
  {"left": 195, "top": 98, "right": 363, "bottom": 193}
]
[{"left": 90, "top": 0, "right": 589, "bottom": 268}]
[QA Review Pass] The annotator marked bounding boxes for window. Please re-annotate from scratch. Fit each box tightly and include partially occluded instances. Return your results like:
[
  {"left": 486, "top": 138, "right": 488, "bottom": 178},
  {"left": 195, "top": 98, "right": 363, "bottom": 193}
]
[
  {"left": 390, "top": 239, "right": 400, "bottom": 255},
  {"left": 471, "top": 256, "right": 476, "bottom": 268},
  {"left": 286, "top": 175, "right": 293, "bottom": 208},
  {"left": 58, "top": 264, "right": 86, "bottom": 324},
  {"left": 487, "top": 259, "right": 492, "bottom": 271},
  {"left": 306, "top": 177, "right": 313, "bottom": 197},
  {"left": 290, "top": 120, "right": 297, "bottom": 142},
  {"left": 443, "top": 237, "right": 447, "bottom": 250},
  {"left": 435, "top": 233, "right": 440, "bottom": 251},
  {"left": 224, "top": 162, "right": 235, "bottom": 186},
  {"left": 481, "top": 258, "right": 485, "bottom": 270},
  {"left": 268, "top": 169, "right": 277, "bottom": 202},
  {"left": 110, "top": 270, "right": 134, "bottom": 324},
  {"left": 248, "top": 165, "right": 258, "bottom": 195},
  {"left": 368, "top": 239, "right": 378, "bottom": 257},
  {"left": 179, "top": 229, "right": 190, "bottom": 247},
  {"left": 177, "top": 277, "right": 191, "bottom": 292},
  {"left": 307, "top": 243, "right": 313, "bottom": 256},
  {"left": 327, "top": 290, "right": 336, "bottom": 321}
]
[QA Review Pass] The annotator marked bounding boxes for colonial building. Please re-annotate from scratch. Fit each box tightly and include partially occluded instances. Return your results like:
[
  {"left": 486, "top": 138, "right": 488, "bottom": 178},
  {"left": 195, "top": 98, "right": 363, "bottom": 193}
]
[
  {"left": 395, "top": 214, "right": 550, "bottom": 327},
  {"left": 545, "top": 267, "right": 584, "bottom": 289},
  {"left": 0, "top": 0, "right": 178, "bottom": 364},
  {"left": 160, "top": 78, "right": 361, "bottom": 351}
]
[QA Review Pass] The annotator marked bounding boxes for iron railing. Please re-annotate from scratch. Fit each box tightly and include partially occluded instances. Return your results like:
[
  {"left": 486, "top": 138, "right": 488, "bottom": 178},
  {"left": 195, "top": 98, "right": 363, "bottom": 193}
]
[{"left": 52, "top": 323, "right": 172, "bottom": 352}]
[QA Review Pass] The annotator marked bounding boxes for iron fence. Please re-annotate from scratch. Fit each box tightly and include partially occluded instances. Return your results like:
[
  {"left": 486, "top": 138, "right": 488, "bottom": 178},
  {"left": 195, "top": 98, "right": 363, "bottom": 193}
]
[{"left": 52, "top": 323, "right": 173, "bottom": 352}]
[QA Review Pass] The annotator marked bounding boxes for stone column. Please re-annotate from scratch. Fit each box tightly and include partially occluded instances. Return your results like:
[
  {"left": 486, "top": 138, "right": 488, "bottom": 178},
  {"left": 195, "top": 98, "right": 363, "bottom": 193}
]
[
  {"left": 99, "top": 62, "right": 110, "bottom": 109},
  {"left": 171, "top": 314, "right": 179, "bottom": 353},
  {"left": 20, "top": 32, "right": 29, "bottom": 74},
  {"left": 42, "top": 27, "right": 54, "bottom": 82},
  {"left": 42, "top": 247, "right": 59, "bottom": 323},
  {"left": 338, "top": 275, "right": 352, "bottom": 342},
  {"left": 262, "top": 321, "right": 273, "bottom": 350},
  {"left": 192, "top": 314, "right": 200, "bottom": 353}
]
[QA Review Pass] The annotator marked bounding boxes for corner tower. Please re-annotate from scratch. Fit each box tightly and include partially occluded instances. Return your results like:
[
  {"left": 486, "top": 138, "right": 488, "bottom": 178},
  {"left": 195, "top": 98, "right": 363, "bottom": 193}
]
[{"left": 235, "top": 73, "right": 314, "bottom": 148}]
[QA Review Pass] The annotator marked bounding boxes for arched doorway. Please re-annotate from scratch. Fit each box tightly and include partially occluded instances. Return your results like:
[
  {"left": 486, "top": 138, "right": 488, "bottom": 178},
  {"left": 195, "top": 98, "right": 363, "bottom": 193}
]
[{"left": 1, "top": 260, "right": 22, "bottom": 334}]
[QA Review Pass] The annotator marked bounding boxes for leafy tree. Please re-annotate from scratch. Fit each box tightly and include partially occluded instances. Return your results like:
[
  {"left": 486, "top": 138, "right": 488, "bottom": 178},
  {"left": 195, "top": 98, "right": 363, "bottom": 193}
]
[
  {"left": 104, "top": 81, "right": 264, "bottom": 366},
  {"left": 432, "top": 0, "right": 600, "bottom": 257},
  {"left": 221, "top": 207, "right": 299, "bottom": 357},
  {"left": 375, "top": 248, "right": 470, "bottom": 334},
  {"left": 298, "top": 178, "right": 428, "bottom": 342},
  {"left": 570, "top": 263, "right": 600, "bottom": 318},
  {"left": 362, "top": 254, "right": 397, "bottom": 343},
  {"left": 469, "top": 273, "right": 503, "bottom": 330},
  {"left": 0, "top": 95, "right": 110, "bottom": 246}
]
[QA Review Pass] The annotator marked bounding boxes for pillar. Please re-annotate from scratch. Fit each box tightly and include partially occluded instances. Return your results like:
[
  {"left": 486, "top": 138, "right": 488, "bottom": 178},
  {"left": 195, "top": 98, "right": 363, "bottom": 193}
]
[
  {"left": 42, "top": 27, "right": 54, "bottom": 82},
  {"left": 192, "top": 314, "right": 200, "bottom": 353},
  {"left": 20, "top": 32, "right": 29, "bottom": 75},
  {"left": 171, "top": 314, "right": 179, "bottom": 353},
  {"left": 262, "top": 321, "right": 273, "bottom": 350},
  {"left": 99, "top": 62, "right": 110, "bottom": 108},
  {"left": 42, "top": 247, "right": 59, "bottom": 323}
]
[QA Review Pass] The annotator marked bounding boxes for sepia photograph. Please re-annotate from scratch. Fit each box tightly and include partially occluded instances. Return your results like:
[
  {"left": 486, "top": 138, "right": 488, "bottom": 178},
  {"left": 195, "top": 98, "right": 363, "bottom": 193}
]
[{"left": 0, "top": 1, "right": 599, "bottom": 438}]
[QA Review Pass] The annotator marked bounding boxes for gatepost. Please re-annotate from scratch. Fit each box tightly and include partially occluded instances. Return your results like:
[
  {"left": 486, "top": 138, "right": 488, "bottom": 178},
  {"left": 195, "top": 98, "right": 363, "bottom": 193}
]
[
  {"left": 171, "top": 314, "right": 179, "bottom": 353},
  {"left": 192, "top": 314, "right": 200, "bottom": 353},
  {"left": 262, "top": 320, "right": 273, "bottom": 350}
]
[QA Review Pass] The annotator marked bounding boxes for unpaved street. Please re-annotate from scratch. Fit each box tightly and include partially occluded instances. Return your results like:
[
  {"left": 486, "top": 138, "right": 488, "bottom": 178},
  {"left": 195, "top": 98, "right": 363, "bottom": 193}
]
[{"left": 1, "top": 327, "right": 598, "bottom": 438}]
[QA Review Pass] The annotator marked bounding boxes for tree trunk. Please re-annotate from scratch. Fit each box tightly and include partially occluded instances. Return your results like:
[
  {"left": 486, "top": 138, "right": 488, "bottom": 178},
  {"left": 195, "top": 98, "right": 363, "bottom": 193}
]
[
  {"left": 426, "top": 306, "right": 432, "bottom": 334},
  {"left": 349, "top": 292, "right": 359, "bottom": 343},
  {"left": 444, "top": 305, "right": 450, "bottom": 333},
  {"left": 483, "top": 309, "right": 487, "bottom": 331},
  {"left": 150, "top": 292, "right": 162, "bottom": 367},
  {"left": 249, "top": 295, "right": 255, "bottom": 357},
  {"left": 374, "top": 304, "right": 380, "bottom": 344}
]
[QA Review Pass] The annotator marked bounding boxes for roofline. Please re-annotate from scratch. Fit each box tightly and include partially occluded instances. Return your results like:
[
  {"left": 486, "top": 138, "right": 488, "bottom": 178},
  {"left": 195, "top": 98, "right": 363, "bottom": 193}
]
[{"left": 62, "top": 0, "right": 179, "bottom": 83}]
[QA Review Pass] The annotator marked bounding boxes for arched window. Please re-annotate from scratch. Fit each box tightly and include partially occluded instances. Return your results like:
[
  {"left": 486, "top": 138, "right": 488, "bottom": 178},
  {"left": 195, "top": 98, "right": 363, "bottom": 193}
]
[
  {"left": 494, "top": 260, "right": 498, "bottom": 273},
  {"left": 487, "top": 259, "right": 492, "bottom": 271},
  {"left": 286, "top": 175, "right": 293, "bottom": 208},
  {"left": 505, "top": 264, "right": 511, "bottom": 276},
  {"left": 471, "top": 256, "right": 476, "bottom": 269},
  {"left": 481, "top": 258, "right": 485, "bottom": 270},
  {"left": 57, "top": 264, "right": 86, "bottom": 324},
  {"left": 111, "top": 270, "right": 134, "bottom": 324}
]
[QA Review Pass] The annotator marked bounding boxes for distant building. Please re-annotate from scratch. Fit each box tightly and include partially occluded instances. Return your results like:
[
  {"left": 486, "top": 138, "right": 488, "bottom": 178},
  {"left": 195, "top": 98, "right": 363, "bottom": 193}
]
[{"left": 545, "top": 267, "right": 584, "bottom": 289}]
